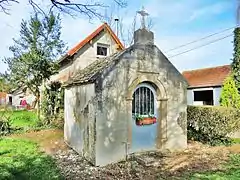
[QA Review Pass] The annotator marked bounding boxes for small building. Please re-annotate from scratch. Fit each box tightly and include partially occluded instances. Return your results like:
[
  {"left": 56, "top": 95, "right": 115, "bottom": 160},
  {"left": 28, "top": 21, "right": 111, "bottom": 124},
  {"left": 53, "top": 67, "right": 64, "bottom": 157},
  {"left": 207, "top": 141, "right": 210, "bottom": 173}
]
[
  {"left": 183, "top": 65, "right": 231, "bottom": 106},
  {"left": 7, "top": 87, "right": 36, "bottom": 109},
  {"left": 63, "top": 13, "right": 188, "bottom": 166}
]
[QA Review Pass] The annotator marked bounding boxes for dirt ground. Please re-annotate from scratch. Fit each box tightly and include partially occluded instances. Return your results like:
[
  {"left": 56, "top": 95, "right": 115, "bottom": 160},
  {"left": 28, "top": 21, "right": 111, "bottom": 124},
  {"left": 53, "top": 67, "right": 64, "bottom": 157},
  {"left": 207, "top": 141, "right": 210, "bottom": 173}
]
[
  {"left": 10, "top": 129, "right": 68, "bottom": 154},
  {"left": 10, "top": 129, "right": 240, "bottom": 180}
]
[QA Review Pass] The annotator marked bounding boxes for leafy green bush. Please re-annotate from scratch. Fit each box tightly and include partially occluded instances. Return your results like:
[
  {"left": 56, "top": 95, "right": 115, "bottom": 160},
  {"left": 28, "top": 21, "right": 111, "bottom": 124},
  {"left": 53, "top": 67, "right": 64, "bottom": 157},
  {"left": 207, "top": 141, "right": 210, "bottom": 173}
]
[
  {"left": 0, "top": 108, "right": 13, "bottom": 136},
  {"left": 41, "top": 81, "right": 64, "bottom": 128},
  {"left": 220, "top": 75, "right": 240, "bottom": 108},
  {"left": 187, "top": 105, "right": 240, "bottom": 146}
]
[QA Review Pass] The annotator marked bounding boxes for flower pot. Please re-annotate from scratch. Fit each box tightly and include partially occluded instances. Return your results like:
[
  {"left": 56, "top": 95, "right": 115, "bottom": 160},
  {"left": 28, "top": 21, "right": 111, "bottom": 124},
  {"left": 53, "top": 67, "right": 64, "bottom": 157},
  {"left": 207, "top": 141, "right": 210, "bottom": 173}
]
[{"left": 136, "top": 117, "right": 157, "bottom": 126}]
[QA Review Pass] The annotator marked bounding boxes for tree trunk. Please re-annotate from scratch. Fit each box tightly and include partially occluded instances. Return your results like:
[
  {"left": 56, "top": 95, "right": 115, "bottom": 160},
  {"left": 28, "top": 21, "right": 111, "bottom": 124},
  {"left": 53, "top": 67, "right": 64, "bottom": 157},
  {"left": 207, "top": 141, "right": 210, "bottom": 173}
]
[{"left": 36, "top": 94, "right": 40, "bottom": 120}]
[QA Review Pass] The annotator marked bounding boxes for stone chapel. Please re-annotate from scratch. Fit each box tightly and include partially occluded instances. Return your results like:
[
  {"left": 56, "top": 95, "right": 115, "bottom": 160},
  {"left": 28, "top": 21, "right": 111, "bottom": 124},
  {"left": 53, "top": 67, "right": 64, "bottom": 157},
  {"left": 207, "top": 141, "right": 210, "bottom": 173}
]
[{"left": 63, "top": 10, "right": 188, "bottom": 166}]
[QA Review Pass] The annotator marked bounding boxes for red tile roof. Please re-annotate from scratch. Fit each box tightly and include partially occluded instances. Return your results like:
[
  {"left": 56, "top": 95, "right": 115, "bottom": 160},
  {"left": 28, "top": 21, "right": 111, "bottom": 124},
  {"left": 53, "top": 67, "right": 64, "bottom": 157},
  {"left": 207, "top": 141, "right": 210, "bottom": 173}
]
[
  {"left": 182, "top": 65, "right": 231, "bottom": 88},
  {"left": 67, "top": 23, "right": 124, "bottom": 56}
]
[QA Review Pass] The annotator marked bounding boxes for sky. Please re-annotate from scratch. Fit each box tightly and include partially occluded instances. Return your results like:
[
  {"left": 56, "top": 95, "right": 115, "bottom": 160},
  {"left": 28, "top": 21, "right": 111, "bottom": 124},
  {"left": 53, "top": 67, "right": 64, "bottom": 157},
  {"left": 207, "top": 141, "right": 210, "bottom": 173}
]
[{"left": 0, "top": 0, "right": 237, "bottom": 73}]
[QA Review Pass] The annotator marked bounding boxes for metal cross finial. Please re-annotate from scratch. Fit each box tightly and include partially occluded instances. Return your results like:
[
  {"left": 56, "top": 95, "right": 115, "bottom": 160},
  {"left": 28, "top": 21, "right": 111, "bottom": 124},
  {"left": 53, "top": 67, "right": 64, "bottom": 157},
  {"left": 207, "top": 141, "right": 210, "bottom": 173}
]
[{"left": 137, "top": 6, "right": 149, "bottom": 29}]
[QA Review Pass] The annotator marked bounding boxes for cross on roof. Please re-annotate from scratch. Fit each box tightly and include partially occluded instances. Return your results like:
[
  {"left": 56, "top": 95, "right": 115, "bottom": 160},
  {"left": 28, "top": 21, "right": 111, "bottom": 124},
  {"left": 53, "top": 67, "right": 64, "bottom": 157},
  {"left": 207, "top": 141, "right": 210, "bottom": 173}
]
[{"left": 137, "top": 6, "right": 149, "bottom": 29}]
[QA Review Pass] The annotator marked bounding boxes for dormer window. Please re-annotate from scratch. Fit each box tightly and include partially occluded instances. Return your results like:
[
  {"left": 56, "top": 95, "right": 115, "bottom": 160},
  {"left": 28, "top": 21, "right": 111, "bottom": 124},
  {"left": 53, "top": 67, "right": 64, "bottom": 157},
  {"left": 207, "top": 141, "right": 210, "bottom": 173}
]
[{"left": 97, "top": 43, "right": 109, "bottom": 56}]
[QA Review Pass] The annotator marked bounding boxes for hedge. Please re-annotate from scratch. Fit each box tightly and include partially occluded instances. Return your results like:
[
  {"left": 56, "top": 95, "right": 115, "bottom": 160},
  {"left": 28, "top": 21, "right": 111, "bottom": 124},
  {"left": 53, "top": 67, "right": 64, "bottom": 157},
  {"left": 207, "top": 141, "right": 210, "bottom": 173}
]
[{"left": 187, "top": 105, "right": 240, "bottom": 145}]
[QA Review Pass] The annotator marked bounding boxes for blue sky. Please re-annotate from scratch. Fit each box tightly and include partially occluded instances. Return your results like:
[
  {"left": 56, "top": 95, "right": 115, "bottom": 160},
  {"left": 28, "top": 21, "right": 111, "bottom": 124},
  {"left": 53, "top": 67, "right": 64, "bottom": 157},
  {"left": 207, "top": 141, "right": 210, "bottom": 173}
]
[{"left": 0, "top": 0, "right": 236, "bottom": 73}]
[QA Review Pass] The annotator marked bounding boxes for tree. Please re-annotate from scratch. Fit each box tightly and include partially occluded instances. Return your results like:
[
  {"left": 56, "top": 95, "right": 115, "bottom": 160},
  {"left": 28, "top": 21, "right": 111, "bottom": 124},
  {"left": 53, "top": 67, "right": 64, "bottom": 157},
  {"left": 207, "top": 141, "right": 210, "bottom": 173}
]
[
  {"left": 220, "top": 75, "right": 240, "bottom": 108},
  {"left": 0, "top": 75, "right": 11, "bottom": 93},
  {"left": 0, "top": 0, "right": 127, "bottom": 19},
  {"left": 232, "top": 27, "right": 240, "bottom": 89},
  {"left": 3, "top": 12, "right": 66, "bottom": 117}
]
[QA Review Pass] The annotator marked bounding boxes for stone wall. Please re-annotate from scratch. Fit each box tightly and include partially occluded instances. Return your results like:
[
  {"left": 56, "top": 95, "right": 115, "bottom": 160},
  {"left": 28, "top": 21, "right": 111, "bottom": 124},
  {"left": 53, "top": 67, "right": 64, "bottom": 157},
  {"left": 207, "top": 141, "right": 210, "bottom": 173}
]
[{"left": 94, "top": 44, "right": 187, "bottom": 166}]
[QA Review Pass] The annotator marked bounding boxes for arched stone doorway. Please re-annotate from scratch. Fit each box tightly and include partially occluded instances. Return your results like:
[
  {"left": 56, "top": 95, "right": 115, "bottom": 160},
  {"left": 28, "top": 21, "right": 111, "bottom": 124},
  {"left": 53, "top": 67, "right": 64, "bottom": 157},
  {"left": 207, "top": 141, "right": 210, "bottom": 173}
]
[
  {"left": 131, "top": 82, "right": 158, "bottom": 152},
  {"left": 126, "top": 76, "right": 168, "bottom": 153}
]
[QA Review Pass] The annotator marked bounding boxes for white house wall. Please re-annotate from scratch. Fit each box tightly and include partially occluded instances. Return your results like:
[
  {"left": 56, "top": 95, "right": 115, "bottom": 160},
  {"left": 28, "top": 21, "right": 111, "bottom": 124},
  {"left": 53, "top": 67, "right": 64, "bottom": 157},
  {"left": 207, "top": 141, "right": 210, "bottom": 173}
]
[
  {"left": 213, "top": 87, "right": 222, "bottom": 106},
  {"left": 187, "top": 89, "right": 193, "bottom": 105}
]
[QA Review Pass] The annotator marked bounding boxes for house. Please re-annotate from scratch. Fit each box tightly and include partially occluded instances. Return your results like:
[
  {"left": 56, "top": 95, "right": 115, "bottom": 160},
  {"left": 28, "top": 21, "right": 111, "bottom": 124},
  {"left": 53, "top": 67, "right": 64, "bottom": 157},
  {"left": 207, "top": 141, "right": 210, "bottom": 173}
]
[
  {"left": 182, "top": 65, "right": 231, "bottom": 106},
  {"left": 8, "top": 23, "right": 123, "bottom": 109},
  {"left": 7, "top": 87, "right": 36, "bottom": 109},
  {"left": 50, "top": 22, "right": 124, "bottom": 83},
  {"left": 63, "top": 15, "right": 188, "bottom": 166}
]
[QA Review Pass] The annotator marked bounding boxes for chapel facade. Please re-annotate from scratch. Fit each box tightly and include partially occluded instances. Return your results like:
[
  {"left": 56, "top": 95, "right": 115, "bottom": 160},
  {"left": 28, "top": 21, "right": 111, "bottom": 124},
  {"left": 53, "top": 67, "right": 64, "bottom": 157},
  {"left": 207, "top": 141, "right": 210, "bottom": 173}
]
[{"left": 64, "top": 11, "right": 187, "bottom": 166}]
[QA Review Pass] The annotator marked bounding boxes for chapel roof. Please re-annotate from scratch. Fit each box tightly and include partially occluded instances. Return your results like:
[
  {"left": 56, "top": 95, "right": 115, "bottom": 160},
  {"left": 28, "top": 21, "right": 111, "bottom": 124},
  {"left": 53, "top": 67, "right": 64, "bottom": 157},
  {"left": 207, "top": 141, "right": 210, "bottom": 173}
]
[
  {"left": 63, "top": 50, "right": 126, "bottom": 87},
  {"left": 182, "top": 65, "right": 231, "bottom": 88}
]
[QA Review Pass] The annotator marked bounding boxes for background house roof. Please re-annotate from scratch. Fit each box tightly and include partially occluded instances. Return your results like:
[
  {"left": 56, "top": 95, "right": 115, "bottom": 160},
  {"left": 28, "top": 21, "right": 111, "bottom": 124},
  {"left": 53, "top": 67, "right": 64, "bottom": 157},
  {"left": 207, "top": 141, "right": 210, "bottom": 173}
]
[
  {"left": 67, "top": 23, "right": 124, "bottom": 56},
  {"left": 182, "top": 65, "right": 231, "bottom": 88},
  {"left": 58, "top": 23, "right": 124, "bottom": 65}
]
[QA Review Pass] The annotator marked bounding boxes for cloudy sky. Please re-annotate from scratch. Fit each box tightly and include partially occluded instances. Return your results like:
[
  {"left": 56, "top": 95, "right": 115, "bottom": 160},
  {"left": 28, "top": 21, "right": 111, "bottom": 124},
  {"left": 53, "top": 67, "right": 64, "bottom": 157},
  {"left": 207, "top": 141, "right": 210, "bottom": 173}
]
[{"left": 0, "top": 0, "right": 237, "bottom": 73}]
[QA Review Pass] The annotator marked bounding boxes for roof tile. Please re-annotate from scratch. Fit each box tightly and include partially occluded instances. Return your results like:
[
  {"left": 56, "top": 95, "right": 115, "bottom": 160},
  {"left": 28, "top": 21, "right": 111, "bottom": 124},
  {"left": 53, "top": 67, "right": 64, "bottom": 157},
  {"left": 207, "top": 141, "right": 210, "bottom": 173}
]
[
  {"left": 67, "top": 23, "right": 124, "bottom": 56},
  {"left": 182, "top": 65, "right": 231, "bottom": 88}
]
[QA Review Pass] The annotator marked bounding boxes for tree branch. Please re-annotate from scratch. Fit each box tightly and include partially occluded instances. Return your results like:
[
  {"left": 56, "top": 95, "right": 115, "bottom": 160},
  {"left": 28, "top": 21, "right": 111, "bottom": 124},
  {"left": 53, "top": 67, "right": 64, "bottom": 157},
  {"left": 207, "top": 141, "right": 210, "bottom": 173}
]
[
  {"left": 0, "top": 0, "right": 18, "bottom": 14},
  {"left": 0, "top": 0, "right": 127, "bottom": 19}
]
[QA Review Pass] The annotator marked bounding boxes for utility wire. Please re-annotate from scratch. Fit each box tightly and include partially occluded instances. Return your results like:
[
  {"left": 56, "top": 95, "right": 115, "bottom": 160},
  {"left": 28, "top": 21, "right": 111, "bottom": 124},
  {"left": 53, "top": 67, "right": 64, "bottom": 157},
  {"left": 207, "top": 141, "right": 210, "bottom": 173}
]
[
  {"left": 166, "top": 26, "right": 236, "bottom": 52},
  {"left": 168, "top": 34, "right": 233, "bottom": 58}
]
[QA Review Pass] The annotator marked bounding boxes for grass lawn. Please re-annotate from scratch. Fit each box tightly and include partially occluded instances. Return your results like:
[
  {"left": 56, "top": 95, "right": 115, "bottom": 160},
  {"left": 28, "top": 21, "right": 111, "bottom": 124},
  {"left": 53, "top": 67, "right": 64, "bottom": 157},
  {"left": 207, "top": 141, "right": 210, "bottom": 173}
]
[
  {"left": 182, "top": 154, "right": 240, "bottom": 180},
  {"left": 0, "top": 138, "right": 63, "bottom": 180},
  {"left": 233, "top": 138, "right": 240, "bottom": 144},
  {"left": 0, "top": 110, "right": 38, "bottom": 129}
]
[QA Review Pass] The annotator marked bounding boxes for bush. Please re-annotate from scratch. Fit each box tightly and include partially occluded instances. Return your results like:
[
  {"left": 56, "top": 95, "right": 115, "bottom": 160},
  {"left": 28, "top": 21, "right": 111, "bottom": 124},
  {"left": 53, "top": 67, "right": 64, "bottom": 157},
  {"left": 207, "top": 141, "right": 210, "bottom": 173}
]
[
  {"left": 220, "top": 75, "right": 240, "bottom": 108},
  {"left": 41, "top": 81, "right": 64, "bottom": 128},
  {"left": 0, "top": 108, "right": 13, "bottom": 136},
  {"left": 187, "top": 105, "right": 240, "bottom": 146}
]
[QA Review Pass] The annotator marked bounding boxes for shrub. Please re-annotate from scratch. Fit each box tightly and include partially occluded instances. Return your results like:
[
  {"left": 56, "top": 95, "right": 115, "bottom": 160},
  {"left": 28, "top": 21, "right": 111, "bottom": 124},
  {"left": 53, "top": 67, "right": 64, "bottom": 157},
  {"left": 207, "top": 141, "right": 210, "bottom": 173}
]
[
  {"left": 0, "top": 107, "right": 13, "bottom": 136},
  {"left": 220, "top": 75, "right": 240, "bottom": 108},
  {"left": 187, "top": 105, "right": 240, "bottom": 146},
  {"left": 41, "top": 81, "right": 64, "bottom": 128}
]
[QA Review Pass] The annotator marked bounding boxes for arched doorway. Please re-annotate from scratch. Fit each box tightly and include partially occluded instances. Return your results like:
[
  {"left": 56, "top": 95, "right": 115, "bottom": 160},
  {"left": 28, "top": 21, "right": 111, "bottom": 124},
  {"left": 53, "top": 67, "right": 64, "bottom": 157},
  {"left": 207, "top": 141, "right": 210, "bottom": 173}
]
[{"left": 130, "top": 82, "right": 158, "bottom": 153}]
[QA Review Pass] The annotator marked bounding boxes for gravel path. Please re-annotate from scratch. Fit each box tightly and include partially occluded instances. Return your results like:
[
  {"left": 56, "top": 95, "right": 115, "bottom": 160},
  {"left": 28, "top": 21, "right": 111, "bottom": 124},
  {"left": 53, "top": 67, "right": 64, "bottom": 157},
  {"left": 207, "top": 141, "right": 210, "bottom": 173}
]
[
  {"left": 53, "top": 141, "right": 231, "bottom": 180},
  {"left": 54, "top": 150, "right": 160, "bottom": 180}
]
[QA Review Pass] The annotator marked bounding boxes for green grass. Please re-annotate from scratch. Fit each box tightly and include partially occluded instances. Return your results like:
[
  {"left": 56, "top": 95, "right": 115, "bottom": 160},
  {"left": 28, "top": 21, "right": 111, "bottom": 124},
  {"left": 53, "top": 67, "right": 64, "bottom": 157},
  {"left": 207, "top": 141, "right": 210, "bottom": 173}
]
[
  {"left": 0, "top": 138, "right": 63, "bottom": 180},
  {"left": 0, "top": 110, "right": 38, "bottom": 129},
  {"left": 232, "top": 138, "right": 240, "bottom": 144},
  {"left": 188, "top": 154, "right": 240, "bottom": 180}
]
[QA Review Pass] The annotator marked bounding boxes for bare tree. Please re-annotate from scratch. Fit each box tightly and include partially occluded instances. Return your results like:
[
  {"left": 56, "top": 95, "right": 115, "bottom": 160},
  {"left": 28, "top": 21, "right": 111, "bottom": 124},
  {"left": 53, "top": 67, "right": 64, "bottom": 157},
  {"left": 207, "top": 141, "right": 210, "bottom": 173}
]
[
  {"left": 0, "top": 0, "right": 127, "bottom": 19},
  {"left": 0, "top": 0, "right": 18, "bottom": 14}
]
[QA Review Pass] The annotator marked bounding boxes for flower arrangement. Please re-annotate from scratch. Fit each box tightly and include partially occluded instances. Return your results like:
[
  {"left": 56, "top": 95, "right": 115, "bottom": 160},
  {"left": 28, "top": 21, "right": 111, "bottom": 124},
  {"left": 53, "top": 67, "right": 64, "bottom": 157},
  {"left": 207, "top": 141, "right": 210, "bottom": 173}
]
[{"left": 134, "top": 113, "right": 157, "bottom": 126}]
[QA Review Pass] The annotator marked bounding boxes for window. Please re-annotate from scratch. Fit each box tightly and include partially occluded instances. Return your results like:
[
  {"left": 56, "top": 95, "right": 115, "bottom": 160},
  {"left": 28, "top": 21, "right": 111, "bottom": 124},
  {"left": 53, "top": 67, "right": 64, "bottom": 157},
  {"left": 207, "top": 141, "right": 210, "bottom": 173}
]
[
  {"left": 194, "top": 90, "right": 213, "bottom": 105},
  {"left": 132, "top": 84, "right": 155, "bottom": 115},
  {"left": 97, "top": 44, "right": 108, "bottom": 56}
]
